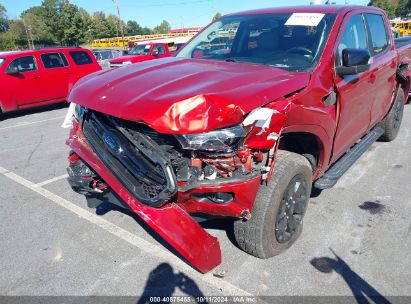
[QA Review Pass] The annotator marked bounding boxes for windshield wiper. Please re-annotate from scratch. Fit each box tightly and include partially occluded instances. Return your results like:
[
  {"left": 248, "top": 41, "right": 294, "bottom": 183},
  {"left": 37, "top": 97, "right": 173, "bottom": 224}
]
[{"left": 225, "top": 58, "right": 236, "bottom": 62}]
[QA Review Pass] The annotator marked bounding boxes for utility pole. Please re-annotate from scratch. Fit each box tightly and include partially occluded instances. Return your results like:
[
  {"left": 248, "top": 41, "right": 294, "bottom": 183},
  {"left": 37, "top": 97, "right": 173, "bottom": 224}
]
[
  {"left": 22, "top": 18, "right": 34, "bottom": 49},
  {"left": 180, "top": 16, "right": 184, "bottom": 32},
  {"left": 28, "top": 25, "right": 34, "bottom": 49},
  {"left": 112, "top": 0, "right": 125, "bottom": 49}
]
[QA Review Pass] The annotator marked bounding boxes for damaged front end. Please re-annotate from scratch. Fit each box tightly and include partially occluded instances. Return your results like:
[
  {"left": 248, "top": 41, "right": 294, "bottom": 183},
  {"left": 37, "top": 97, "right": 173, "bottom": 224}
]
[{"left": 66, "top": 102, "right": 287, "bottom": 272}]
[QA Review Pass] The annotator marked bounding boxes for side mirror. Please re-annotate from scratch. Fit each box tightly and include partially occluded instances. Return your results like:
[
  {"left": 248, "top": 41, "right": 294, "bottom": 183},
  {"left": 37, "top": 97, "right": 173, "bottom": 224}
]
[
  {"left": 6, "top": 66, "right": 19, "bottom": 75},
  {"left": 336, "top": 48, "right": 371, "bottom": 76},
  {"left": 152, "top": 49, "right": 159, "bottom": 56}
]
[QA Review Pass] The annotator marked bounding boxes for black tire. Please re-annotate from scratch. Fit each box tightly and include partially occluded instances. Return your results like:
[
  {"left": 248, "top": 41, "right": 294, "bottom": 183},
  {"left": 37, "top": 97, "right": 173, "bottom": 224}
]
[
  {"left": 379, "top": 90, "right": 405, "bottom": 142},
  {"left": 233, "top": 150, "right": 312, "bottom": 259}
]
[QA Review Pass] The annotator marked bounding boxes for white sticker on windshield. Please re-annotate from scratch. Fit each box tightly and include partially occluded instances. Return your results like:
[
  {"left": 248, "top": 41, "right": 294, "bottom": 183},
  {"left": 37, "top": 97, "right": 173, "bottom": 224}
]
[
  {"left": 145, "top": 45, "right": 151, "bottom": 49},
  {"left": 285, "top": 13, "right": 325, "bottom": 27}
]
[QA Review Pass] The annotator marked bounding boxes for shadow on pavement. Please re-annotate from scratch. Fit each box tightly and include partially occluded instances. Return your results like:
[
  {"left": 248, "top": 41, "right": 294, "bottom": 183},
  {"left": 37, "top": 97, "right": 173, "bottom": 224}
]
[
  {"left": 85, "top": 192, "right": 197, "bottom": 270},
  {"left": 310, "top": 248, "right": 390, "bottom": 304},
  {"left": 0, "top": 102, "right": 68, "bottom": 120},
  {"left": 137, "top": 263, "right": 206, "bottom": 303}
]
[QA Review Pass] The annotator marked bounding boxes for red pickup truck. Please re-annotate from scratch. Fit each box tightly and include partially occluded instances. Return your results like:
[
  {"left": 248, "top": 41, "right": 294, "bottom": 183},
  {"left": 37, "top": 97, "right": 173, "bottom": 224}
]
[
  {"left": 0, "top": 47, "right": 101, "bottom": 116},
  {"left": 109, "top": 43, "right": 171, "bottom": 68},
  {"left": 66, "top": 5, "right": 410, "bottom": 273}
]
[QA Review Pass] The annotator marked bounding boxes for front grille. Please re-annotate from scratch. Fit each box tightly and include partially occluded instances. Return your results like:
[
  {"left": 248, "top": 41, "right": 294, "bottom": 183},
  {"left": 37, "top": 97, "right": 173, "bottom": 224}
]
[
  {"left": 109, "top": 62, "right": 127, "bottom": 68},
  {"left": 82, "top": 111, "right": 177, "bottom": 207}
]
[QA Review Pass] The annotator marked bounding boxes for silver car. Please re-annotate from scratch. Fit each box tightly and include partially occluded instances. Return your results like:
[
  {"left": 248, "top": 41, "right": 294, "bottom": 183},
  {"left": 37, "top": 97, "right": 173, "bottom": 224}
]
[{"left": 92, "top": 49, "right": 125, "bottom": 69}]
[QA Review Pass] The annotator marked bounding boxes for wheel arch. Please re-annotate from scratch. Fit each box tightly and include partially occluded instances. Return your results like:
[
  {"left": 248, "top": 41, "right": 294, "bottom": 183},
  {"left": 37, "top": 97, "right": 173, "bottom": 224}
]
[{"left": 278, "top": 126, "right": 331, "bottom": 178}]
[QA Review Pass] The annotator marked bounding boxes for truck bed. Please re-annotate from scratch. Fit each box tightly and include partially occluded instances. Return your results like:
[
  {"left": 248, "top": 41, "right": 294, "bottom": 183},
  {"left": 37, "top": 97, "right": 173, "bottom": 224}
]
[{"left": 395, "top": 36, "right": 411, "bottom": 48}]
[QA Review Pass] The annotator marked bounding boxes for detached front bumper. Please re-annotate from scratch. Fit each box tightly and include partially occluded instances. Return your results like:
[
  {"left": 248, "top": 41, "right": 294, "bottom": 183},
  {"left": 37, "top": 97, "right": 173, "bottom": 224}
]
[{"left": 67, "top": 120, "right": 231, "bottom": 273}]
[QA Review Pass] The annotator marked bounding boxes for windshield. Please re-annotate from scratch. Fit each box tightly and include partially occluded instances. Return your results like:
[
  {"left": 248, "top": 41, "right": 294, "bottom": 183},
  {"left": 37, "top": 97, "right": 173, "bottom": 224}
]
[
  {"left": 0, "top": 58, "right": 5, "bottom": 67},
  {"left": 177, "top": 13, "right": 336, "bottom": 72},
  {"left": 129, "top": 45, "right": 151, "bottom": 55}
]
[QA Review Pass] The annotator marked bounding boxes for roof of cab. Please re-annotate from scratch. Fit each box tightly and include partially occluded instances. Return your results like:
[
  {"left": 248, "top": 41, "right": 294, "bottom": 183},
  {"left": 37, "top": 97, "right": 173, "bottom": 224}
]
[
  {"left": 226, "top": 5, "right": 384, "bottom": 17},
  {"left": 0, "top": 47, "right": 86, "bottom": 59}
]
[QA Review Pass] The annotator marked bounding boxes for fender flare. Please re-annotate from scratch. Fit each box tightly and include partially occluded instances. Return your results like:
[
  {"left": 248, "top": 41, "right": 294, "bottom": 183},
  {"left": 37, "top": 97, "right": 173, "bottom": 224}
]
[{"left": 276, "top": 124, "right": 331, "bottom": 179}]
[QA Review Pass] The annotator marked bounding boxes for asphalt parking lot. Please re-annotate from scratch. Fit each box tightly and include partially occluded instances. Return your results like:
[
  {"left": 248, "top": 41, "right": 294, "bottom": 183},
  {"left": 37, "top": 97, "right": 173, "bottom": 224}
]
[{"left": 0, "top": 103, "right": 410, "bottom": 300}]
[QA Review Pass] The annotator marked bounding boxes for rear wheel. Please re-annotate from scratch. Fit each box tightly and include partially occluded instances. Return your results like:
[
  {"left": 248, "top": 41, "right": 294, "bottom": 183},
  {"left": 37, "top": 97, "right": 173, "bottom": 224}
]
[
  {"left": 233, "top": 151, "right": 312, "bottom": 258},
  {"left": 379, "top": 90, "right": 404, "bottom": 142}
]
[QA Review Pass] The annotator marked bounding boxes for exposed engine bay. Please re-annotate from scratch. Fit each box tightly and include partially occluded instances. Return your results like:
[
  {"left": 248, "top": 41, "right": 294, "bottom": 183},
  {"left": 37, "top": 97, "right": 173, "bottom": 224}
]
[{"left": 68, "top": 105, "right": 284, "bottom": 210}]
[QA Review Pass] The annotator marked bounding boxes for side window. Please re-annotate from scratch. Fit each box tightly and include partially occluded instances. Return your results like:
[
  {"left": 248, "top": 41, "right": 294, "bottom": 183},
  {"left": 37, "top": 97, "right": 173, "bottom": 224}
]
[
  {"left": 6, "top": 56, "right": 37, "bottom": 73},
  {"left": 156, "top": 46, "right": 165, "bottom": 55},
  {"left": 41, "top": 53, "right": 68, "bottom": 69},
  {"left": 69, "top": 51, "right": 93, "bottom": 65},
  {"left": 337, "top": 14, "right": 368, "bottom": 66},
  {"left": 365, "top": 14, "right": 389, "bottom": 56}
]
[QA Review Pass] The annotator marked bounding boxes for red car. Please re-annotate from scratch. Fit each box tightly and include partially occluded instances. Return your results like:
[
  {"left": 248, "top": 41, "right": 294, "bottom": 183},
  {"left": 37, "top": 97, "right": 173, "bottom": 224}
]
[
  {"left": 0, "top": 47, "right": 101, "bottom": 116},
  {"left": 109, "top": 43, "right": 171, "bottom": 68},
  {"left": 66, "top": 6, "right": 410, "bottom": 273}
]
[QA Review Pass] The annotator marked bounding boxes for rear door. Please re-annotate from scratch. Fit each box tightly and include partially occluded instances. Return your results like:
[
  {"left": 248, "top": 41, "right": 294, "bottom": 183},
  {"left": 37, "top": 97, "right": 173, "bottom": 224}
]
[
  {"left": 364, "top": 13, "right": 397, "bottom": 126},
  {"left": 68, "top": 50, "right": 100, "bottom": 81},
  {"left": 332, "top": 13, "right": 375, "bottom": 161},
  {"left": 39, "top": 52, "right": 70, "bottom": 100},
  {"left": 4, "top": 55, "right": 47, "bottom": 105}
]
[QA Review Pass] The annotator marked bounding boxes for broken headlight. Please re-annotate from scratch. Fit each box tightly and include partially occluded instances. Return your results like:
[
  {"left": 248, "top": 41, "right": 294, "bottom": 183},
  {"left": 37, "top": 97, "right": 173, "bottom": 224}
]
[
  {"left": 175, "top": 124, "right": 247, "bottom": 152},
  {"left": 74, "top": 104, "right": 86, "bottom": 122}
]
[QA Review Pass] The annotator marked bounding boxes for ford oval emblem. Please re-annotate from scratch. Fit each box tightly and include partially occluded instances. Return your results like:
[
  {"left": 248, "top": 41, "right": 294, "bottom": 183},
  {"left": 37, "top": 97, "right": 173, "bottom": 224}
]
[{"left": 103, "top": 132, "right": 122, "bottom": 155}]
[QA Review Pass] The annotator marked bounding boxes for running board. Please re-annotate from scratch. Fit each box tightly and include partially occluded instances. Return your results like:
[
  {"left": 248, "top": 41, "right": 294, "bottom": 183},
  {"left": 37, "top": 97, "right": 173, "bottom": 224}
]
[{"left": 314, "top": 127, "right": 384, "bottom": 189}]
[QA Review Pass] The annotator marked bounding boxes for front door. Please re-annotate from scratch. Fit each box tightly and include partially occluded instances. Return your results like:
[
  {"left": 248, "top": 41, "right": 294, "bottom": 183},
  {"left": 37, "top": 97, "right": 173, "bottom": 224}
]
[
  {"left": 5, "top": 55, "right": 47, "bottom": 105},
  {"left": 332, "top": 13, "right": 375, "bottom": 162}
]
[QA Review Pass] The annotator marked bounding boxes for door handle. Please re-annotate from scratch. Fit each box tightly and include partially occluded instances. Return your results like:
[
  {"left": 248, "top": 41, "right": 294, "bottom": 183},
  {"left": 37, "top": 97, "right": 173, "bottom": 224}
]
[
  {"left": 32, "top": 75, "right": 40, "bottom": 79},
  {"left": 368, "top": 73, "right": 376, "bottom": 84}
]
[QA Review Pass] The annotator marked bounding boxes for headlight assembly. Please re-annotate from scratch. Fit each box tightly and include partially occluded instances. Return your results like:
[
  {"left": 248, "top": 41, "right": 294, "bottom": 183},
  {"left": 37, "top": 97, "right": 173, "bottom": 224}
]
[
  {"left": 74, "top": 103, "right": 86, "bottom": 122},
  {"left": 175, "top": 124, "right": 248, "bottom": 152}
]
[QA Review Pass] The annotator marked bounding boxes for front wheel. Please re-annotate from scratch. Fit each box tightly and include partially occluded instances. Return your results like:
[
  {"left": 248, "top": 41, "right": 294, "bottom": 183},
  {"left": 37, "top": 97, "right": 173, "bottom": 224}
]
[
  {"left": 379, "top": 89, "right": 405, "bottom": 142},
  {"left": 233, "top": 151, "right": 312, "bottom": 258}
]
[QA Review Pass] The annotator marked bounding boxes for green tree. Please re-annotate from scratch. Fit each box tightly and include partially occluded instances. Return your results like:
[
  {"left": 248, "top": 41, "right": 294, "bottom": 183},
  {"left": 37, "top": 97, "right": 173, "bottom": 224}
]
[
  {"left": 368, "top": 0, "right": 398, "bottom": 19},
  {"left": 0, "top": 0, "right": 156, "bottom": 50},
  {"left": 107, "top": 14, "right": 121, "bottom": 37},
  {"left": 79, "top": 8, "right": 93, "bottom": 42},
  {"left": 0, "top": 4, "right": 9, "bottom": 32},
  {"left": 0, "top": 20, "right": 27, "bottom": 50},
  {"left": 39, "top": 0, "right": 68, "bottom": 44},
  {"left": 22, "top": 11, "right": 54, "bottom": 47},
  {"left": 153, "top": 20, "right": 171, "bottom": 34},
  {"left": 60, "top": 3, "right": 86, "bottom": 45},
  {"left": 212, "top": 12, "right": 222, "bottom": 21},
  {"left": 125, "top": 20, "right": 143, "bottom": 35},
  {"left": 395, "top": 0, "right": 411, "bottom": 17},
  {"left": 90, "top": 11, "right": 111, "bottom": 39},
  {"left": 141, "top": 27, "right": 153, "bottom": 35}
]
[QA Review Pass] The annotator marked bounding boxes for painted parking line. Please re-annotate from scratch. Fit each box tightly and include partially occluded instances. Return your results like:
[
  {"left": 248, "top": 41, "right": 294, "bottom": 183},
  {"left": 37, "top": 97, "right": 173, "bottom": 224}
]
[
  {"left": 0, "top": 116, "right": 65, "bottom": 131},
  {"left": 35, "top": 174, "right": 69, "bottom": 187},
  {"left": 0, "top": 165, "right": 253, "bottom": 297}
]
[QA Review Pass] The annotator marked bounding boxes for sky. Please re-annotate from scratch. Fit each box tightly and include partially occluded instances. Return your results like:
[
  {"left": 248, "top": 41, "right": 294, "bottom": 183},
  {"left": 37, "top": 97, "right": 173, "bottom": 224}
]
[{"left": 2, "top": 0, "right": 369, "bottom": 29}]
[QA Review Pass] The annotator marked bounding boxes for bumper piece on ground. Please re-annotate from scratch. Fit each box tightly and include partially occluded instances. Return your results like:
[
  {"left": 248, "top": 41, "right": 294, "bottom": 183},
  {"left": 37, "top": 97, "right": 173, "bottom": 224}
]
[{"left": 67, "top": 121, "right": 222, "bottom": 273}]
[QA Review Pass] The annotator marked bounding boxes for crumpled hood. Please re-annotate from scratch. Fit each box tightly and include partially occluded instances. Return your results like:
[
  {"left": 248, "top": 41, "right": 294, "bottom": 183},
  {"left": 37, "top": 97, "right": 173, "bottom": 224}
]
[{"left": 69, "top": 57, "right": 310, "bottom": 133}]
